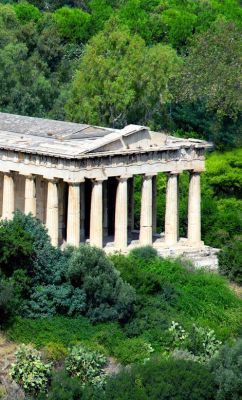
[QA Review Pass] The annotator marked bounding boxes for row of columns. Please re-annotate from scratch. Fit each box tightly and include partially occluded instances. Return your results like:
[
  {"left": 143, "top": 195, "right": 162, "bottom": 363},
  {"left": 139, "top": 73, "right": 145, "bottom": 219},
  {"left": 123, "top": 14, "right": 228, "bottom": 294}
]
[{"left": 0, "top": 170, "right": 202, "bottom": 249}]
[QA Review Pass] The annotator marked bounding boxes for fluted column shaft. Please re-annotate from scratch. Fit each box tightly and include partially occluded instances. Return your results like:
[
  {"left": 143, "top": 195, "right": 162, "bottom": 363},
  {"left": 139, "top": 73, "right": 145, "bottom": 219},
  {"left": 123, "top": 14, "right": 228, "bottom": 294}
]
[
  {"left": 90, "top": 179, "right": 104, "bottom": 248},
  {"left": 188, "top": 171, "right": 201, "bottom": 244},
  {"left": 67, "top": 182, "right": 80, "bottom": 247},
  {"left": 165, "top": 173, "right": 179, "bottom": 245},
  {"left": 24, "top": 175, "right": 36, "bottom": 216},
  {"left": 2, "top": 173, "right": 15, "bottom": 220},
  {"left": 139, "top": 175, "right": 153, "bottom": 245},
  {"left": 115, "top": 177, "right": 128, "bottom": 250},
  {"left": 46, "top": 179, "right": 59, "bottom": 246}
]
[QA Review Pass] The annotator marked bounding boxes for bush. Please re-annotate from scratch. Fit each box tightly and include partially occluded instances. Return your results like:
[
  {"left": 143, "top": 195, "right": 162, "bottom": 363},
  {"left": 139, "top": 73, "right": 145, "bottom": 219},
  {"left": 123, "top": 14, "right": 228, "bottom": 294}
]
[
  {"left": 111, "top": 337, "right": 154, "bottom": 365},
  {"left": 219, "top": 236, "right": 242, "bottom": 283},
  {"left": 0, "top": 280, "right": 16, "bottom": 324},
  {"left": 42, "top": 342, "right": 68, "bottom": 362},
  {"left": 36, "top": 370, "right": 83, "bottom": 400},
  {"left": 129, "top": 246, "right": 158, "bottom": 261},
  {"left": 10, "top": 344, "right": 52, "bottom": 395},
  {"left": 209, "top": 339, "right": 242, "bottom": 400},
  {"left": 67, "top": 245, "right": 136, "bottom": 322},
  {"left": 0, "top": 215, "right": 33, "bottom": 276},
  {"left": 100, "top": 357, "right": 215, "bottom": 400},
  {"left": 167, "top": 321, "right": 222, "bottom": 363},
  {"left": 23, "top": 284, "right": 86, "bottom": 318},
  {"left": 65, "top": 345, "right": 107, "bottom": 388}
]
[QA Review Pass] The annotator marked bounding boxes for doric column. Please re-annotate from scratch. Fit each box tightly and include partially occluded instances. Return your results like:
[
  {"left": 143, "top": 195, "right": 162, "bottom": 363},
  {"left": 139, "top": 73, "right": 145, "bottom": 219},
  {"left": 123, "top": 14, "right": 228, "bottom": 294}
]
[
  {"left": 139, "top": 174, "right": 153, "bottom": 246},
  {"left": 165, "top": 172, "right": 179, "bottom": 245},
  {"left": 152, "top": 175, "right": 157, "bottom": 234},
  {"left": 188, "top": 171, "right": 201, "bottom": 245},
  {"left": 128, "top": 177, "right": 134, "bottom": 232},
  {"left": 115, "top": 176, "right": 129, "bottom": 250},
  {"left": 2, "top": 172, "right": 15, "bottom": 220},
  {"left": 24, "top": 175, "right": 36, "bottom": 216},
  {"left": 103, "top": 180, "right": 108, "bottom": 237},
  {"left": 46, "top": 179, "right": 59, "bottom": 247},
  {"left": 66, "top": 182, "right": 80, "bottom": 247},
  {"left": 90, "top": 178, "right": 104, "bottom": 248}
]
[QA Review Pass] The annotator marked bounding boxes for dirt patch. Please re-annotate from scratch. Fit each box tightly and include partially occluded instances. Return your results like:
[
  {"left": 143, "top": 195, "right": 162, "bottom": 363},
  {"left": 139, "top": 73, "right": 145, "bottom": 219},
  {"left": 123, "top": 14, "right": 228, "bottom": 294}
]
[
  {"left": 229, "top": 282, "right": 242, "bottom": 298},
  {"left": 0, "top": 333, "right": 24, "bottom": 400}
]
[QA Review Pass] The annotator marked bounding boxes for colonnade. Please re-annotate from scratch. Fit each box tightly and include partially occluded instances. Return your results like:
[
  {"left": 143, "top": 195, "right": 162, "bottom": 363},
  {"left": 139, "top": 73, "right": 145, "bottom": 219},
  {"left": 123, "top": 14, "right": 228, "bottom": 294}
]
[{"left": 0, "top": 170, "right": 202, "bottom": 249}]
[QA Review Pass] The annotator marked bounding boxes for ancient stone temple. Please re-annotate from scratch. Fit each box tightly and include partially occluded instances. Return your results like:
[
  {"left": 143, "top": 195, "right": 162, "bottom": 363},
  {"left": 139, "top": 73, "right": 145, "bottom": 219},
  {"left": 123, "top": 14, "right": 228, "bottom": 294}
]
[{"left": 0, "top": 112, "right": 218, "bottom": 268}]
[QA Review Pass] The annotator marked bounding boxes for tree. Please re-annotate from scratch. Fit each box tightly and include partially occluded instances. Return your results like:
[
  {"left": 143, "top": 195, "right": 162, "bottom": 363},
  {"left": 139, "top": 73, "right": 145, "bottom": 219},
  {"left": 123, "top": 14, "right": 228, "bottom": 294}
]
[
  {"left": 53, "top": 6, "right": 91, "bottom": 42},
  {"left": 174, "top": 20, "right": 242, "bottom": 122},
  {"left": 66, "top": 19, "right": 180, "bottom": 128}
]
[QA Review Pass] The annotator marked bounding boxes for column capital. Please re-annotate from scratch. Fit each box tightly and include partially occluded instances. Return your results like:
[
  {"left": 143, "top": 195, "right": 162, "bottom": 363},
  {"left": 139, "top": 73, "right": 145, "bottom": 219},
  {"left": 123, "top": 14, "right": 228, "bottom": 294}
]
[
  {"left": 191, "top": 168, "right": 204, "bottom": 174},
  {"left": 65, "top": 181, "right": 82, "bottom": 186},
  {"left": 21, "top": 173, "right": 35, "bottom": 179},
  {"left": 144, "top": 173, "right": 157, "bottom": 179},
  {"left": 116, "top": 175, "right": 132, "bottom": 182},
  {"left": 167, "top": 171, "right": 180, "bottom": 176},
  {"left": 43, "top": 177, "right": 59, "bottom": 184},
  {"left": 92, "top": 177, "right": 107, "bottom": 184}
]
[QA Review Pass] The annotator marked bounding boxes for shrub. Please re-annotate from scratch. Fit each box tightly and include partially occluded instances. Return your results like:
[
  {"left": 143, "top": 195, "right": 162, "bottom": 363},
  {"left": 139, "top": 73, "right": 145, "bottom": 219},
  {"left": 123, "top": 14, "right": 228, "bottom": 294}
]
[
  {"left": 209, "top": 339, "right": 242, "bottom": 400},
  {"left": 23, "top": 284, "right": 86, "bottom": 318},
  {"left": 0, "top": 280, "right": 16, "bottom": 324},
  {"left": 167, "top": 321, "right": 222, "bottom": 363},
  {"left": 42, "top": 342, "right": 68, "bottom": 362},
  {"left": 129, "top": 246, "right": 158, "bottom": 261},
  {"left": 36, "top": 370, "right": 83, "bottom": 400},
  {"left": 9, "top": 344, "right": 52, "bottom": 395},
  {"left": 67, "top": 245, "right": 136, "bottom": 322},
  {"left": 65, "top": 345, "right": 107, "bottom": 388},
  {"left": 219, "top": 236, "right": 242, "bottom": 283},
  {"left": 111, "top": 337, "right": 154, "bottom": 365},
  {"left": 1, "top": 211, "right": 67, "bottom": 285},
  {"left": 0, "top": 215, "right": 33, "bottom": 276},
  {"left": 101, "top": 357, "right": 215, "bottom": 400}
]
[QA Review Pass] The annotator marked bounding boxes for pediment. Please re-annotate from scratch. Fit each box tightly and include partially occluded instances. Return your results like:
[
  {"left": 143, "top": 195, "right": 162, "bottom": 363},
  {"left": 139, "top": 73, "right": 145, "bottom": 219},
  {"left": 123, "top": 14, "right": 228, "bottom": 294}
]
[{"left": 84, "top": 125, "right": 167, "bottom": 154}]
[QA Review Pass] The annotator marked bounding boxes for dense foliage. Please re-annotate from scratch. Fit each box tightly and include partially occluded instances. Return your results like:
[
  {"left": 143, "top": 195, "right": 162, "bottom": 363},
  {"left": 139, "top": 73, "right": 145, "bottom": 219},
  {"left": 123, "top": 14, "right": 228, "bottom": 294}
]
[
  {"left": 0, "top": 1, "right": 241, "bottom": 398},
  {"left": 0, "top": 212, "right": 136, "bottom": 323},
  {"left": 88, "top": 358, "right": 216, "bottom": 400},
  {"left": 0, "top": 0, "right": 241, "bottom": 147}
]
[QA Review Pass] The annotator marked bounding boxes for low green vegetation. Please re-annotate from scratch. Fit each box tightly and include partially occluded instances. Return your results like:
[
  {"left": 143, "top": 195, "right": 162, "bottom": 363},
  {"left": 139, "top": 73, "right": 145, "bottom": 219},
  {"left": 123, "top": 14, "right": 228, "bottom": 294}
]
[{"left": 1, "top": 211, "right": 242, "bottom": 398}]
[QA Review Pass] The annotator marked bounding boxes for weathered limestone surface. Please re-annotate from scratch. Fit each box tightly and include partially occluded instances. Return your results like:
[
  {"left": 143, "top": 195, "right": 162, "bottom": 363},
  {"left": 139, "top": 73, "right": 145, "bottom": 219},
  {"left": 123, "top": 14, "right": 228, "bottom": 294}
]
[
  {"left": 115, "top": 177, "right": 128, "bottom": 250},
  {"left": 140, "top": 175, "right": 153, "bottom": 245},
  {"left": 67, "top": 182, "right": 80, "bottom": 247},
  {"left": 2, "top": 173, "right": 14, "bottom": 220},
  {"left": 165, "top": 173, "right": 179, "bottom": 245},
  {"left": 24, "top": 175, "right": 36, "bottom": 216},
  {"left": 0, "top": 112, "right": 218, "bottom": 269},
  {"left": 90, "top": 179, "right": 104, "bottom": 248},
  {"left": 46, "top": 179, "right": 59, "bottom": 246}
]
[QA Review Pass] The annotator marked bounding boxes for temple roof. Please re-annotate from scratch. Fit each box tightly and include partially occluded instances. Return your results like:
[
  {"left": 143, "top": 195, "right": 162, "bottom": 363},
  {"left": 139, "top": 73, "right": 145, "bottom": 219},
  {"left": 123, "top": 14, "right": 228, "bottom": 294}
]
[{"left": 0, "top": 112, "right": 210, "bottom": 158}]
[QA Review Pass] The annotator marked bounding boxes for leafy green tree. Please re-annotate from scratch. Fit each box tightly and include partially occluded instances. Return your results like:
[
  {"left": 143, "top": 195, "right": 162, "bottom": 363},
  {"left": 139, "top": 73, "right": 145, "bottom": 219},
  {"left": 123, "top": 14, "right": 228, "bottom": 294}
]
[
  {"left": 13, "top": 1, "right": 41, "bottom": 23},
  {"left": 53, "top": 6, "right": 91, "bottom": 42},
  {"left": 66, "top": 20, "right": 180, "bottom": 128},
  {"left": 174, "top": 21, "right": 242, "bottom": 147}
]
